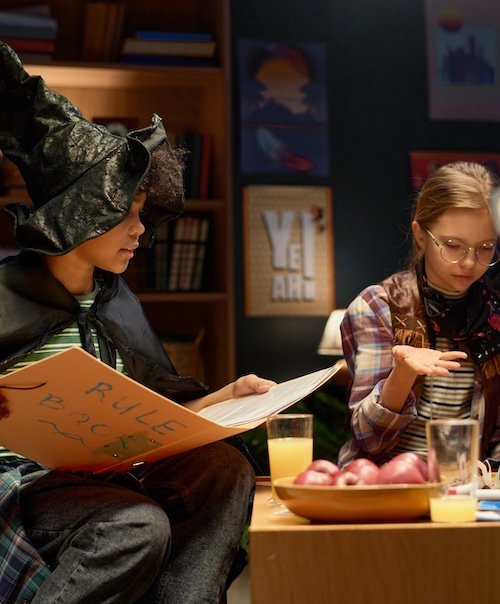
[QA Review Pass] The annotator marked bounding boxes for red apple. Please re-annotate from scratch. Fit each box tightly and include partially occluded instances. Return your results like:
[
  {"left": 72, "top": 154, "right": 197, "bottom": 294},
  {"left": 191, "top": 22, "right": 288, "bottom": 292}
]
[
  {"left": 293, "top": 469, "right": 334, "bottom": 485},
  {"left": 329, "top": 470, "right": 359, "bottom": 486},
  {"left": 377, "top": 454, "right": 426, "bottom": 485},
  {"left": 307, "top": 459, "right": 339, "bottom": 476},
  {"left": 343, "top": 458, "right": 380, "bottom": 484},
  {"left": 391, "top": 452, "right": 429, "bottom": 481}
]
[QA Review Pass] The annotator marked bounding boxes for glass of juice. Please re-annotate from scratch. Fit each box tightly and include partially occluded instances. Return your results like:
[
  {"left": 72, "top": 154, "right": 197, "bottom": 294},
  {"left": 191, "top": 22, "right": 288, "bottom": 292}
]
[
  {"left": 266, "top": 413, "right": 313, "bottom": 503},
  {"left": 426, "top": 419, "right": 479, "bottom": 523}
]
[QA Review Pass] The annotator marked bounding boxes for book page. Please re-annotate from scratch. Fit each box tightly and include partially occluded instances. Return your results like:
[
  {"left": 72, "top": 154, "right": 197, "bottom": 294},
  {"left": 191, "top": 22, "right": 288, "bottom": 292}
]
[{"left": 199, "top": 364, "right": 342, "bottom": 426}]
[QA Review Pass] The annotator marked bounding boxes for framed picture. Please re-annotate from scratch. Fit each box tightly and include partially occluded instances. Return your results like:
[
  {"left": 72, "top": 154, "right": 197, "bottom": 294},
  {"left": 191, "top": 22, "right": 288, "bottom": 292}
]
[
  {"left": 425, "top": 0, "right": 500, "bottom": 121},
  {"left": 410, "top": 150, "right": 500, "bottom": 190},
  {"left": 243, "top": 185, "right": 334, "bottom": 316},
  {"left": 238, "top": 39, "right": 330, "bottom": 176}
]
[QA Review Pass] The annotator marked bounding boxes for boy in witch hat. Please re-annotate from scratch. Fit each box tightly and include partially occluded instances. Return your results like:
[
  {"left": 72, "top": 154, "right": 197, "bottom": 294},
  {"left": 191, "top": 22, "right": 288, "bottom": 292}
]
[{"left": 0, "top": 42, "right": 273, "bottom": 603}]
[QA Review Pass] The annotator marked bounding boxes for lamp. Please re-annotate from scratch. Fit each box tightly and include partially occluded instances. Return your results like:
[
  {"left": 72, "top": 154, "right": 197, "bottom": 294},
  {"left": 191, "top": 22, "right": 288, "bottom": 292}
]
[{"left": 317, "top": 309, "right": 346, "bottom": 356}]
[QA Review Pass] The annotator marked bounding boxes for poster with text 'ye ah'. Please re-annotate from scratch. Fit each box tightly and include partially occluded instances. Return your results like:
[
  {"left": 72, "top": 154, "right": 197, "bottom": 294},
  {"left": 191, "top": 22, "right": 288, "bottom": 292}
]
[{"left": 243, "top": 185, "right": 334, "bottom": 316}]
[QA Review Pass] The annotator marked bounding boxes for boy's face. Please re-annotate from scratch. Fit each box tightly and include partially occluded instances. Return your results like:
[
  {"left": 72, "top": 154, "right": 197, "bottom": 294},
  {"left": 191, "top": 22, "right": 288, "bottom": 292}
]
[{"left": 73, "top": 192, "right": 146, "bottom": 274}]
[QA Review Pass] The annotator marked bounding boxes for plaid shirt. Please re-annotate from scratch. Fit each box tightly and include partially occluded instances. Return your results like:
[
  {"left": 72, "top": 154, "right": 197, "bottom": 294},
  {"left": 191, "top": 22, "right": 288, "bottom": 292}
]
[
  {"left": 0, "top": 465, "right": 50, "bottom": 603},
  {"left": 337, "top": 284, "right": 485, "bottom": 466}
]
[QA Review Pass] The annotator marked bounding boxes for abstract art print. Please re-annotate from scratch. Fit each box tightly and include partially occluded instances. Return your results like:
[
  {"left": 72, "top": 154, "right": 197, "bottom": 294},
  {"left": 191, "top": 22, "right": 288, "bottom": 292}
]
[
  {"left": 425, "top": 0, "right": 500, "bottom": 121},
  {"left": 238, "top": 39, "right": 330, "bottom": 176}
]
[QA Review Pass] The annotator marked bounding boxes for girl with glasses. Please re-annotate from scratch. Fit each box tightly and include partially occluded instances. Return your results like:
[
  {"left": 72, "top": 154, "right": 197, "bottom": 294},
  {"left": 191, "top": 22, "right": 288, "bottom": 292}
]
[{"left": 338, "top": 161, "right": 500, "bottom": 468}]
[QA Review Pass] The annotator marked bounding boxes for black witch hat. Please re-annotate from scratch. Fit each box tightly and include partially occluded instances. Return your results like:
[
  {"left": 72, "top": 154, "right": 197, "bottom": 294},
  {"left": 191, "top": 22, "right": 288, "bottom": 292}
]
[{"left": 0, "top": 42, "right": 184, "bottom": 254}]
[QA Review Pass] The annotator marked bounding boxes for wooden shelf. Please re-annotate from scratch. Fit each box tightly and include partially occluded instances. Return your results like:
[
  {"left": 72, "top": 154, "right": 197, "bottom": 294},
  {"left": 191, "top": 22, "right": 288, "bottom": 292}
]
[
  {"left": 137, "top": 291, "right": 228, "bottom": 303},
  {"left": 0, "top": 0, "right": 234, "bottom": 388},
  {"left": 27, "top": 63, "right": 224, "bottom": 90}
]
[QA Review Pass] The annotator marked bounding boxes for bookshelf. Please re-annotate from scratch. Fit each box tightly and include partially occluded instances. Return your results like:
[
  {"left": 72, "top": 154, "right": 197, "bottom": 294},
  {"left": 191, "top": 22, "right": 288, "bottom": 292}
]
[{"left": 0, "top": 0, "right": 235, "bottom": 388}]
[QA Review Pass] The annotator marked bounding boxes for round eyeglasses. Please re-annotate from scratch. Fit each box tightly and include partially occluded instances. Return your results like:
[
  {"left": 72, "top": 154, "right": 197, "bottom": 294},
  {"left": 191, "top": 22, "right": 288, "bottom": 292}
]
[{"left": 424, "top": 227, "right": 500, "bottom": 267}]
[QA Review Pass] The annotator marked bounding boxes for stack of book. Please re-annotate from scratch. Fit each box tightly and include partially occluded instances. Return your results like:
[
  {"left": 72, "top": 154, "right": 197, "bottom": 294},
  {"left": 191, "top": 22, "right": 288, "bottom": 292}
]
[
  {"left": 0, "top": 5, "right": 58, "bottom": 63},
  {"left": 150, "top": 214, "right": 211, "bottom": 292},
  {"left": 120, "top": 30, "right": 217, "bottom": 67},
  {"left": 81, "top": 1, "right": 125, "bottom": 62}
]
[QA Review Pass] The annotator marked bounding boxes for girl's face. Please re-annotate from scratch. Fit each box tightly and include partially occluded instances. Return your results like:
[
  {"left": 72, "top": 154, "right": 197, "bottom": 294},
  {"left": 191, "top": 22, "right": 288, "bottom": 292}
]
[
  {"left": 412, "top": 208, "right": 498, "bottom": 293},
  {"left": 74, "top": 192, "right": 147, "bottom": 274}
]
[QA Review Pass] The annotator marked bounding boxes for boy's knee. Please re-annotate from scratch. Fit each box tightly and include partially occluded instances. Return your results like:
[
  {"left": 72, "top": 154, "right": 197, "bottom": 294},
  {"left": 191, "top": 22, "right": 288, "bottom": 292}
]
[{"left": 122, "top": 501, "right": 171, "bottom": 561}]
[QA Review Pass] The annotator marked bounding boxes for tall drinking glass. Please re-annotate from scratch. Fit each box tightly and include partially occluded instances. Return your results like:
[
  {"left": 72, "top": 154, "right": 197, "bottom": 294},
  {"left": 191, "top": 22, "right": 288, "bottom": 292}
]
[
  {"left": 426, "top": 419, "right": 479, "bottom": 522},
  {"left": 266, "top": 413, "right": 313, "bottom": 502}
]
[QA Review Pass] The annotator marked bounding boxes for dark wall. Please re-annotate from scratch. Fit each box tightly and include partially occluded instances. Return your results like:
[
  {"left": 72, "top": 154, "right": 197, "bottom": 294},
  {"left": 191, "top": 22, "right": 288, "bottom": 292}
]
[{"left": 230, "top": 0, "right": 500, "bottom": 382}]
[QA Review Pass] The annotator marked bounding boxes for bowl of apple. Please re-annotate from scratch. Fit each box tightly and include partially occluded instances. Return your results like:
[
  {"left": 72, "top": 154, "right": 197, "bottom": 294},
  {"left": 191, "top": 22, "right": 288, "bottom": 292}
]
[{"left": 273, "top": 453, "right": 444, "bottom": 523}]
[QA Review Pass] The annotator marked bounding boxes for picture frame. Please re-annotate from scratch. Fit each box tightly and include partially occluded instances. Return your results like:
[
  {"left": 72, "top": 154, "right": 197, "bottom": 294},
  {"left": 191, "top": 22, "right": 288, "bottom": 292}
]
[
  {"left": 238, "top": 39, "right": 330, "bottom": 177},
  {"left": 425, "top": 0, "right": 500, "bottom": 121},
  {"left": 243, "top": 185, "right": 334, "bottom": 317},
  {"left": 410, "top": 150, "right": 500, "bottom": 190}
]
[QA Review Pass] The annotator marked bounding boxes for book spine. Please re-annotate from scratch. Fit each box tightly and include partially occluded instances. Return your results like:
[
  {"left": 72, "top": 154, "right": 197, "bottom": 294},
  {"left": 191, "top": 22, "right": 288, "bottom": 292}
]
[
  {"left": 0, "top": 11, "right": 58, "bottom": 40},
  {"left": 168, "top": 217, "right": 186, "bottom": 291},
  {"left": 179, "top": 216, "right": 197, "bottom": 291},
  {"left": 119, "top": 54, "right": 216, "bottom": 67},
  {"left": 81, "top": 3, "right": 108, "bottom": 61},
  {"left": 135, "top": 31, "right": 214, "bottom": 42},
  {"left": 191, "top": 218, "right": 210, "bottom": 291},
  {"left": 0, "top": 37, "right": 55, "bottom": 53},
  {"left": 0, "top": 24, "right": 56, "bottom": 40},
  {"left": 152, "top": 220, "right": 172, "bottom": 290},
  {"left": 198, "top": 133, "right": 213, "bottom": 200},
  {"left": 121, "top": 38, "right": 216, "bottom": 58}
]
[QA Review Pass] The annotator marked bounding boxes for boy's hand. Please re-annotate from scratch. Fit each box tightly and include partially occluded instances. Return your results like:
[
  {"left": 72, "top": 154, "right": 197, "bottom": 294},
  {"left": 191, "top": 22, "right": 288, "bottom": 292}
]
[
  {"left": 185, "top": 374, "right": 277, "bottom": 412},
  {"left": 231, "top": 374, "right": 276, "bottom": 398}
]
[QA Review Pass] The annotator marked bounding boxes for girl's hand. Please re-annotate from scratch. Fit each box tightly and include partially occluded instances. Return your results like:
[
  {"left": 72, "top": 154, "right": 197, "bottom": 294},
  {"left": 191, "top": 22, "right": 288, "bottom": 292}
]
[
  {"left": 0, "top": 390, "right": 10, "bottom": 420},
  {"left": 392, "top": 345, "right": 467, "bottom": 377}
]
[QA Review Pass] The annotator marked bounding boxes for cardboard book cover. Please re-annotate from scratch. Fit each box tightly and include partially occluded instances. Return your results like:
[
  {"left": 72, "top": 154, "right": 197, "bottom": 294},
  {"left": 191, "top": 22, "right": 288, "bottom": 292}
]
[{"left": 0, "top": 347, "right": 340, "bottom": 473}]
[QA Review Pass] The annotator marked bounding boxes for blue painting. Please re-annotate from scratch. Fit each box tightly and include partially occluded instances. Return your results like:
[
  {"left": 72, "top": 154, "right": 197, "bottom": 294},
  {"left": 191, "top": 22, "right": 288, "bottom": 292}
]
[{"left": 238, "top": 40, "right": 329, "bottom": 176}]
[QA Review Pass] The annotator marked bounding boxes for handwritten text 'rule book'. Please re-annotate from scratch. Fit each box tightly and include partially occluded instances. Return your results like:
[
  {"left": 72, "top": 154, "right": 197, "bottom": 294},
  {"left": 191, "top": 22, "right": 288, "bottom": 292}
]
[{"left": 0, "top": 347, "right": 341, "bottom": 473}]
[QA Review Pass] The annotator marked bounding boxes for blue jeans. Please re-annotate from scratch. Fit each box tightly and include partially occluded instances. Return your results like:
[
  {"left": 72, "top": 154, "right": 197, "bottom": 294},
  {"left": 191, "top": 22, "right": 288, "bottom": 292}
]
[{"left": 19, "top": 441, "right": 255, "bottom": 603}]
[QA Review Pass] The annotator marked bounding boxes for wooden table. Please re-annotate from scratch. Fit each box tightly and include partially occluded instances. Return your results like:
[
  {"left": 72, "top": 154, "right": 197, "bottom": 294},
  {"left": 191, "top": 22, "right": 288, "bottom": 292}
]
[{"left": 249, "top": 484, "right": 500, "bottom": 604}]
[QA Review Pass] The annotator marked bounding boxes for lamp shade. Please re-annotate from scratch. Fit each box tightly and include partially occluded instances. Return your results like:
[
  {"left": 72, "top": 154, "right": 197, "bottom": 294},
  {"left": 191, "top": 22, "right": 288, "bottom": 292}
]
[{"left": 317, "top": 309, "right": 346, "bottom": 356}]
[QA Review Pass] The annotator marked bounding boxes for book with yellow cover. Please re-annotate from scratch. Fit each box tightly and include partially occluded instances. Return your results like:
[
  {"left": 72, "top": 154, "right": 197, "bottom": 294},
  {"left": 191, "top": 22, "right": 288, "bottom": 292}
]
[{"left": 0, "top": 348, "right": 341, "bottom": 473}]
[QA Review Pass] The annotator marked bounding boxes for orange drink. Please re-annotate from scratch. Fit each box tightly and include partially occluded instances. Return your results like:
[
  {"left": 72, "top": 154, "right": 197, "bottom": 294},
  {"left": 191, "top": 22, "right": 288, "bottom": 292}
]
[
  {"left": 268, "top": 436, "right": 313, "bottom": 499},
  {"left": 266, "top": 414, "right": 313, "bottom": 501},
  {"left": 429, "top": 495, "right": 477, "bottom": 522}
]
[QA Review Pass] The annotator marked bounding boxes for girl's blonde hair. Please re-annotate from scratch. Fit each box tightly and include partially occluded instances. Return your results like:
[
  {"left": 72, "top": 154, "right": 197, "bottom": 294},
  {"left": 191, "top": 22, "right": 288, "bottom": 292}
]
[{"left": 409, "top": 161, "right": 499, "bottom": 267}]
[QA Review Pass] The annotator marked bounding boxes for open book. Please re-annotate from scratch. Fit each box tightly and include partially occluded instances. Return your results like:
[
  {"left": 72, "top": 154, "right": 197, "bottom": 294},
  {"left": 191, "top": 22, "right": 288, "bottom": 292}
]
[{"left": 0, "top": 347, "right": 342, "bottom": 473}]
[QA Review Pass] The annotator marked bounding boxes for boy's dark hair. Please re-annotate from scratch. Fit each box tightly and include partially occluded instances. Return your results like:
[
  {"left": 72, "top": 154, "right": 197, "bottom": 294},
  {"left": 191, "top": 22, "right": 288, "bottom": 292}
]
[
  {"left": 140, "top": 141, "right": 185, "bottom": 202},
  {"left": 138, "top": 141, "right": 186, "bottom": 246}
]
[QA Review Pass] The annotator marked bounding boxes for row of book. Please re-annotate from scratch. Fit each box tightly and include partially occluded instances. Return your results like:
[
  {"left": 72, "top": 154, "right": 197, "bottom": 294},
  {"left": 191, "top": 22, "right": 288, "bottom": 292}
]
[
  {"left": 120, "top": 30, "right": 217, "bottom": 67},
  {"left": 81, "top": 1, "right": 125, "bottom": 63},
  {"left": 0, "top": 5, "right": 58, "bottom": 63},
  {"left": 148, "top": 215, "right": 211, "bottom": 292}
]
